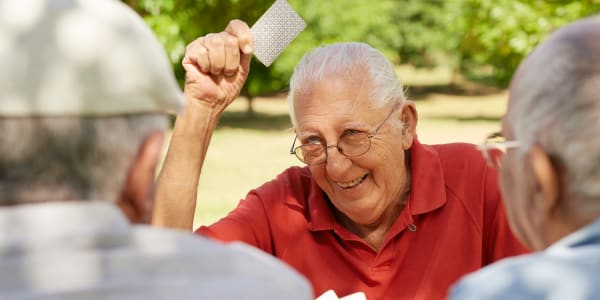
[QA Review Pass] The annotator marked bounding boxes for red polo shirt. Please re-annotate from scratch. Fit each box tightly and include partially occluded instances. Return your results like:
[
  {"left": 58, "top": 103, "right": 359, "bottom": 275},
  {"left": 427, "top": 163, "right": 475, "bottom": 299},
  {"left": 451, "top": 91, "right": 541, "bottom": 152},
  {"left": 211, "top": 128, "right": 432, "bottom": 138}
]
[{"left": 197, "top": 138, "right": 528, "bottom": 299}]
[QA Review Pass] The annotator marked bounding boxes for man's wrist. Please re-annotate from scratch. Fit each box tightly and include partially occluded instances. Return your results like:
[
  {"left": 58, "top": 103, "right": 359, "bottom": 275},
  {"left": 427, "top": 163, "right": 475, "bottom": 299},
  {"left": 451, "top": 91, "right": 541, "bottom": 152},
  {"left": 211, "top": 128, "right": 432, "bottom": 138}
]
[{"left": 176, "top": 98, "right": 222, "bottom": 130}]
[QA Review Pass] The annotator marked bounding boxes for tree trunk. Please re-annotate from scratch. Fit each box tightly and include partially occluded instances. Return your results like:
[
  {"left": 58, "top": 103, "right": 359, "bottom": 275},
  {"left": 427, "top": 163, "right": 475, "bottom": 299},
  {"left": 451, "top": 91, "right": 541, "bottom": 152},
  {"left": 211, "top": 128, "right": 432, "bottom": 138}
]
[{"left": 246, "top": 96, "right": 255, "bottom": 118}]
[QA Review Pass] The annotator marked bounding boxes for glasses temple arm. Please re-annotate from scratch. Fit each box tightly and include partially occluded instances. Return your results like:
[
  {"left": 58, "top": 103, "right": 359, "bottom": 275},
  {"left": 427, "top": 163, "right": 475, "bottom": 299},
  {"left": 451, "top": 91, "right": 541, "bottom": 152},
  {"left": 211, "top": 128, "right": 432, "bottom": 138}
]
[{"left": 289, "top": 135, "right": 298, "bottom": 154}]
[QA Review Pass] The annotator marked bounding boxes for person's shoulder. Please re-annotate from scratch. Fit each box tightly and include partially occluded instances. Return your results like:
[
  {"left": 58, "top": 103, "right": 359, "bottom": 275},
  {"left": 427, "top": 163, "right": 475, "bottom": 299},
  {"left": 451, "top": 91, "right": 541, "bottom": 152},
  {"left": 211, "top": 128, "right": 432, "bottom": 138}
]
[
  {"left": 432, "top": 142, "right": 484, "bottom": 165},
  {"left": 449, "top": 253, "right": 539, "bottom": 300},
  {"left": 131, "top": 225, "right": 313, "bottom": 299},
  {"left": 450, "top": 250, "right": 600, "bottom": 300},
  {"left": 429, "top": 142, "right": 489, "bottom": 181},
  {"left": 252, "top": 165, "right": 313, "bottom": 202},
  {"left": 132, "top": 223, "right": 232, "bottom": 250}
]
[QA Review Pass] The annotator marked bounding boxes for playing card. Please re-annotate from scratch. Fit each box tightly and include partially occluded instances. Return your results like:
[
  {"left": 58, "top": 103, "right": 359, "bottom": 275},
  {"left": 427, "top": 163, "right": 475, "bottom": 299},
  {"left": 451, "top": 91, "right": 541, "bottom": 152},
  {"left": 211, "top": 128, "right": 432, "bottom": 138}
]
[{"left": 250, "top": 0, "right": 306, "bottom": 67}]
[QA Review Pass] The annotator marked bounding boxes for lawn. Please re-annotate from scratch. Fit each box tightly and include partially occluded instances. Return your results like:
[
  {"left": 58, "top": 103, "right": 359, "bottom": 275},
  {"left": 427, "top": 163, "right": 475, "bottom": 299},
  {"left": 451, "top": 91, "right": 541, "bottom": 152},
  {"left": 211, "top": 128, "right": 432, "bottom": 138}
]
[{"left": 159, "top": 66, "right": 509, "bottom": 228}]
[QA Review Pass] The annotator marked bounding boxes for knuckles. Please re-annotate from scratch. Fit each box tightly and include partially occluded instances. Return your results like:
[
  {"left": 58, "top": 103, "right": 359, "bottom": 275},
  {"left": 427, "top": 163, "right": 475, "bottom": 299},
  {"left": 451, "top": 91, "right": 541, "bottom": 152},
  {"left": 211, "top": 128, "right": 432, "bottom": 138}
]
[
  {"left": 182, "top": 20, "right": 250, "bottom": 81},
  {"left": 205, "top": 35, "right": 224, "bottom": 48},
  {"left": 223, "top": 36, "right": 239, "bottom": 50}
]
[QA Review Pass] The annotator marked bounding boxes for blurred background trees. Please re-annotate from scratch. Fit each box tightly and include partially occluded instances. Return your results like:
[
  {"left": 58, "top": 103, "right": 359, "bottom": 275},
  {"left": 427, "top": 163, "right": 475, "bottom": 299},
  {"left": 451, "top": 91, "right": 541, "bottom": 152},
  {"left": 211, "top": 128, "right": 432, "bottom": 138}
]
[
  {"left": 453, "top": 0, "right": 600, "bottom": 85},
  {"left": 124, "top": 0, "right": 600, "bottom": 112}
]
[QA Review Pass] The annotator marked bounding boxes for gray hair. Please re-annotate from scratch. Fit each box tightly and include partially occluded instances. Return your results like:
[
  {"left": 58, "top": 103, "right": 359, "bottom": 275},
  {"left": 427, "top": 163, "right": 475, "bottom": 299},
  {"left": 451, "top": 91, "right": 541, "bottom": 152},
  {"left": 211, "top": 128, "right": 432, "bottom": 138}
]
[
  {"left": 510, "top": 16, "right": 600, "bottom": 211},
  {"left": 287, "top": 42, "right": 406, "bottom": 128},
  {"left": 0, "top": 114, "right": 167, "bottom": 205}
]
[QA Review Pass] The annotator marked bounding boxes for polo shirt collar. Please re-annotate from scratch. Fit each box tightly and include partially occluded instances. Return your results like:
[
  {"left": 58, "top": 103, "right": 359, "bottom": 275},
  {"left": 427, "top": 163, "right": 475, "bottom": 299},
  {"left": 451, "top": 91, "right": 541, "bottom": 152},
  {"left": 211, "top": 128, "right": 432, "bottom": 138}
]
[
  {"left": 408, "top": 137, "right": 447, "bottom": 215},
  {"left": 547, "top": 218, "right": 600, "bottom": 253},
  {"left": 307, "top": 179, "right": 336, "bottom": 231},
  {"left": 305, "top": 137, "right": 447, "bottom": 232}
]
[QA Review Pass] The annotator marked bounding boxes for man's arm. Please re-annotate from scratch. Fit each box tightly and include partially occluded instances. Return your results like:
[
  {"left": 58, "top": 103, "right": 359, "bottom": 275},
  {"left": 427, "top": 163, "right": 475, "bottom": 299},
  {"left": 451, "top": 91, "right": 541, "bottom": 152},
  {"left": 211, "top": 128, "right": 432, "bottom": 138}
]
[{"left": 152, "top": 20, "right": 254, "bottom": 230}]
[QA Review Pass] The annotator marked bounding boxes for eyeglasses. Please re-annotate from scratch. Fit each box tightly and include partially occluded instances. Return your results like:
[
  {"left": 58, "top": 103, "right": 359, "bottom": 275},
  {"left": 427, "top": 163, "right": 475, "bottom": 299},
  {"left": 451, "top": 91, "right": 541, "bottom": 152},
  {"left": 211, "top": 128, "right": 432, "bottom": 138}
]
[
  {"left": 290, "top": 105, "right": 398, "bottom": 166},
  {"left": 478, "top": 132, "right": 520, "bottom": 168}
]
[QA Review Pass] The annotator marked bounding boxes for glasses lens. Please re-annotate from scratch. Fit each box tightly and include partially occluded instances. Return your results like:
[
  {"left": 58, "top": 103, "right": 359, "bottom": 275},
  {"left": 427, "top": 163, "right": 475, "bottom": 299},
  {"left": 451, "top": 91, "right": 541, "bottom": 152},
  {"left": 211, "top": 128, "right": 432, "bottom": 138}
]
[
  {"left": 295, "top": 144, "right": 326, "bottom": 165},
  {"left": 339, "top": 132, "right": 371, "bottom": 157}
]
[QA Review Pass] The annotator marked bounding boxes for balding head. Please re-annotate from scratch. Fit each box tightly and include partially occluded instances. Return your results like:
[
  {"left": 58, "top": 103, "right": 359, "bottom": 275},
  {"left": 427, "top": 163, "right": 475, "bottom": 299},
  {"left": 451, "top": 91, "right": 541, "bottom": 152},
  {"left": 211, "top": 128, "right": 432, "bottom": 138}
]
[{"left": 505, "top": 15, "right": 600, "bottom": 222}]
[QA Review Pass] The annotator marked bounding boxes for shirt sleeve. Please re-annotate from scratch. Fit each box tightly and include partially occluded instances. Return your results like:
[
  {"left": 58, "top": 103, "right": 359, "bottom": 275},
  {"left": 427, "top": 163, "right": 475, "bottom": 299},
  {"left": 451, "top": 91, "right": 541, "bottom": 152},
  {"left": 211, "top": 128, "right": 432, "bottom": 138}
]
[
  {"left": 195, "top": 190, "right": 275, "bottom": 254},
  {"left": 481, "top": 164, "right": 530, "bottom": 263}
]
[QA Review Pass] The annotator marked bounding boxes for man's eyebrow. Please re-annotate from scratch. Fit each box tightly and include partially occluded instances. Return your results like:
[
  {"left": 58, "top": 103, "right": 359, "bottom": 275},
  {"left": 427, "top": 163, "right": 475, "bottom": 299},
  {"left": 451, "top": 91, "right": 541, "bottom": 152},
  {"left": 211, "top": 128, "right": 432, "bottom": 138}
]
[
  {"left": 342, "top": 121, "right": 370, "bottom": 129},
  {"left": 296, "top": 131, "right": 320, "bottom": 138}
]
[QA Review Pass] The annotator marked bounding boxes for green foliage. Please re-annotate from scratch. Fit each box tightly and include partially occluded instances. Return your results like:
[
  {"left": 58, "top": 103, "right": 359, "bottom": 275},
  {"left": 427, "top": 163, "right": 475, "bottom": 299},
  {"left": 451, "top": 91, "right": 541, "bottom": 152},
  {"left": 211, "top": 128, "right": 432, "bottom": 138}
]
[
  {"left": 283, "top": 1, "right": 452, "bottom": 74},
  {"left": 124, "top": 0, "right": 600, "bottom": 93},
  {"left": 125, "top": 0, "right": 273, "bottom": 96},
  {"left": 124, "top": 0, "right": 452, "bottom": 98},
  {"left": 452, "top": 0, "right": 600, "bottom": 86},
  {"left": 390, "top": 1, "right": 452, "bottom": 67},
  {"left": 288, "top": 0, "right": 402, "bottom": 61}
]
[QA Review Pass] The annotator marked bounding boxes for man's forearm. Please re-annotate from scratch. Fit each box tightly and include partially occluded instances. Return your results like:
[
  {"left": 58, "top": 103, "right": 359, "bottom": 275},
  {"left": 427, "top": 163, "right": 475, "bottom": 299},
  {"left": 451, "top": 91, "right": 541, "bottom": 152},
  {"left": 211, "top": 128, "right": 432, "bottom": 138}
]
[{"left": 152, "top": 98, "right": 221, "bottom": 230}]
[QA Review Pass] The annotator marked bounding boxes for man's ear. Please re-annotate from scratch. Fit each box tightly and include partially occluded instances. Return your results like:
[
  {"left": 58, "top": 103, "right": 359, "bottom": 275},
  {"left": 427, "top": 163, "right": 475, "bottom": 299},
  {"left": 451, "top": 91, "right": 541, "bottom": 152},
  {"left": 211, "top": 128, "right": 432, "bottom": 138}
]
[
  {"left": 528, "top": 145, "right": 560, "bottom": 222},
  {"left": 117, "top": 131, "right": 165, "bottom": 224},
  {"left": 399, "top": 100, "right": 418, "bottom": 150}
]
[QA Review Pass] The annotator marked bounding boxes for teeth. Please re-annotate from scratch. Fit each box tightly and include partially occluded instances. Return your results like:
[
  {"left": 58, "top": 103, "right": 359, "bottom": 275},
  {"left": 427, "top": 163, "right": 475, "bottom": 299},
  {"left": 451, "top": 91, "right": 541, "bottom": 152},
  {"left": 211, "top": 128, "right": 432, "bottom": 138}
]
[{"left": 336, "top": 174, "right": 367, "bottom": 189}]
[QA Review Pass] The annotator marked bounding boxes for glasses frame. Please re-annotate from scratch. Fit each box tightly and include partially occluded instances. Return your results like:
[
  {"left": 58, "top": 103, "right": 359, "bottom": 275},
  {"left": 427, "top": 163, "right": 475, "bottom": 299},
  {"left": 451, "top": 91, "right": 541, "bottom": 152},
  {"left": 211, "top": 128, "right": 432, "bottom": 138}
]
[
  {"left": 290, "top": 104, "right": 399, "bottom": 166},
  {"left": 478, "top": 132, "right": 521, "bottom": 168}
]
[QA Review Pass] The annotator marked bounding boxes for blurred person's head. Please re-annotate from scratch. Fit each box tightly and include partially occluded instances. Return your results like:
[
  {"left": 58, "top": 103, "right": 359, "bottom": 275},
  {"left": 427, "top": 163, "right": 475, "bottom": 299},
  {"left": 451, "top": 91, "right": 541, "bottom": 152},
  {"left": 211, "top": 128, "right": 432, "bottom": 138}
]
[
  {"left": 0, "top": 0, "right": 182, "bottom": 223},
  {"left": 499, "top": 15, "right": 600, "bottom": 251},
  {"left": 287, "top": 42, "right": 418, "bottom": 242}
]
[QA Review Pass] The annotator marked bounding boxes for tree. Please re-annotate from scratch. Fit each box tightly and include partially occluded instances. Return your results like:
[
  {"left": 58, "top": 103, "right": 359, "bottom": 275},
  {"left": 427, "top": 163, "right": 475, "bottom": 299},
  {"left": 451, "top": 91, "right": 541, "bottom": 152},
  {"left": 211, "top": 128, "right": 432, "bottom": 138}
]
[
  {"left": 451, "top": 0, "right": 600, "bottom": 86},
  {"left": 125, "top": 0, "right": 600, "bottom": 96},
  {"left": 124, "top": 1, "right": 455, "bottom": 109},
  {"left": 390, "top": 1, "right": 451, "bottom": 68},
  {"left": 124, "top": 0, "right": 274, "bottom": 116}
]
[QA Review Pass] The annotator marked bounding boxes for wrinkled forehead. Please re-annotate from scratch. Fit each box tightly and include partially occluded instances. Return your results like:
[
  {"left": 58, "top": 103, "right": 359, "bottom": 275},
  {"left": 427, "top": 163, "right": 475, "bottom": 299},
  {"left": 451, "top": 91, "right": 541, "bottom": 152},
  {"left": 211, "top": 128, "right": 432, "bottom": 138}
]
[{"left": 293, "top": 72, "right": 375, "bottom": 116}]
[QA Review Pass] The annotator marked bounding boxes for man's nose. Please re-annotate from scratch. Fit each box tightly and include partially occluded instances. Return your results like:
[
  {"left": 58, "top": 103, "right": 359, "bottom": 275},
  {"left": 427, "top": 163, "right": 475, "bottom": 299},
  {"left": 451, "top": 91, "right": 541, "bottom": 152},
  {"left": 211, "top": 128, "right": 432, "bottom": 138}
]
[{"left": 325, "top": 144, "right": 351, "bottom": 175}]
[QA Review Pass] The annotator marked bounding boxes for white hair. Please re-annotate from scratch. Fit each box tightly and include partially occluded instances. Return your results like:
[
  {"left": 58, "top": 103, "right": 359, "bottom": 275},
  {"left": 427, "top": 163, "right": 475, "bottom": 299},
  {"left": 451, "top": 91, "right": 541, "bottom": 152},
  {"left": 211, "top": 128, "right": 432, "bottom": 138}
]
[
  {"left": 287, "top": 42, "right": 406, "bottom": 128},
  {"left": 510, "top": 16, "right": 600, "bottom": 211},
  {"left": 0, "top": 114, "right": 167, "bottom": 205}
]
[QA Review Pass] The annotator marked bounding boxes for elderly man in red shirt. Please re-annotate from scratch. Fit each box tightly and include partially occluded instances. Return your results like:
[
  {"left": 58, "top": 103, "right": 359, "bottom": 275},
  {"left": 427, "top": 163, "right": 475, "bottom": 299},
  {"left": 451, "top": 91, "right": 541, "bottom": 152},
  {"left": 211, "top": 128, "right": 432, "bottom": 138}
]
[{"left": 153, "top": 20, "right": 528, "bottom": 299}]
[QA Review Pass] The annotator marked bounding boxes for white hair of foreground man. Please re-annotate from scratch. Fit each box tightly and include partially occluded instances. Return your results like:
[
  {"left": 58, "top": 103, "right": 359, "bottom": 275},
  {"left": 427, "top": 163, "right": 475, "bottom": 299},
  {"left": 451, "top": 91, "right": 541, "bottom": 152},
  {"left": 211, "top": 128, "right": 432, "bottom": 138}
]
[
  {"left": 288, "top": 42, "right": 406, "bottom": 128},
  {"left": 510, "top": 17, "right": 600, "bottom": 212},
  {"left": 0, "top": 114, "right": 167, "bottom": 205}
]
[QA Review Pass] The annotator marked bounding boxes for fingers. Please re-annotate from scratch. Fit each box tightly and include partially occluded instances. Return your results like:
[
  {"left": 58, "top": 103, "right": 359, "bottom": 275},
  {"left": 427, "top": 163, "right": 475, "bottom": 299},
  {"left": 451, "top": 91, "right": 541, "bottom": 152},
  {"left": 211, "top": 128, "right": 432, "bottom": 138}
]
[
  {"left": 205, "top": 33, "right": 227, "bottom": 75},
  {"left": 183, "top": 19, "right": 252, "bottom": 77},
  {"left": 182, "top": 36, "right": 209, "bottom": 73},
  {"left": 226, "top": 19, "right": 253, "bottom": 71},
  {"left": 220, "top": 33, "right": 240, "bottom": 76},
  {"left": 194, "top": 37, "right": 209, "bottom": 73},
  {"left": 225, "top": 19, "right": 253, "bottom": 55}
]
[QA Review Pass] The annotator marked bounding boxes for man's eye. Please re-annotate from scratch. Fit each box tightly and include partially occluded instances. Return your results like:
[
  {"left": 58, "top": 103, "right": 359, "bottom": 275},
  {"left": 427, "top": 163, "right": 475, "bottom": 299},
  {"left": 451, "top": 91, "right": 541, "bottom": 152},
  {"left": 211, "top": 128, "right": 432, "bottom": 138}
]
[
  {"left": 341, "top": 129, "right": 367, "bottom": 139},
  {"left": 341, "top": 129, "right": 368, "bottom": 144},
  {"left": 343, "top": 129, "right": 364, "bottom": 137},
  {"left": 306, "top": 136, "right": 322, "bottom": 144}
]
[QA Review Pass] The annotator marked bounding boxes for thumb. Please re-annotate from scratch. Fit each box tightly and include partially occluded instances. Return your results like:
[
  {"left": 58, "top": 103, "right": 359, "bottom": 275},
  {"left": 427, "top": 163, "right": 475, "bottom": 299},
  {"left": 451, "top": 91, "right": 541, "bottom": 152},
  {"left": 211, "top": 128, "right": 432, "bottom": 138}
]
[
  {"left": 224, "top": 19, "right": 253, "bottom": 75},
  {"left": 240, "top": 51, "right": 252, "bottom": 75}
]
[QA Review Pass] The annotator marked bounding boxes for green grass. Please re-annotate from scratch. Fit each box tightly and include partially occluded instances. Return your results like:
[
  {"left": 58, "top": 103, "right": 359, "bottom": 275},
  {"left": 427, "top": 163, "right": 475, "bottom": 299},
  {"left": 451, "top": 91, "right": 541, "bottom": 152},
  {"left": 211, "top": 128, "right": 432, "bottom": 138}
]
[
  {"left": 158, "top": 66, "right": 510, "bottom": 228},
  {"left": 415, "top": 92, "right": 507, "bottom": 144}
]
